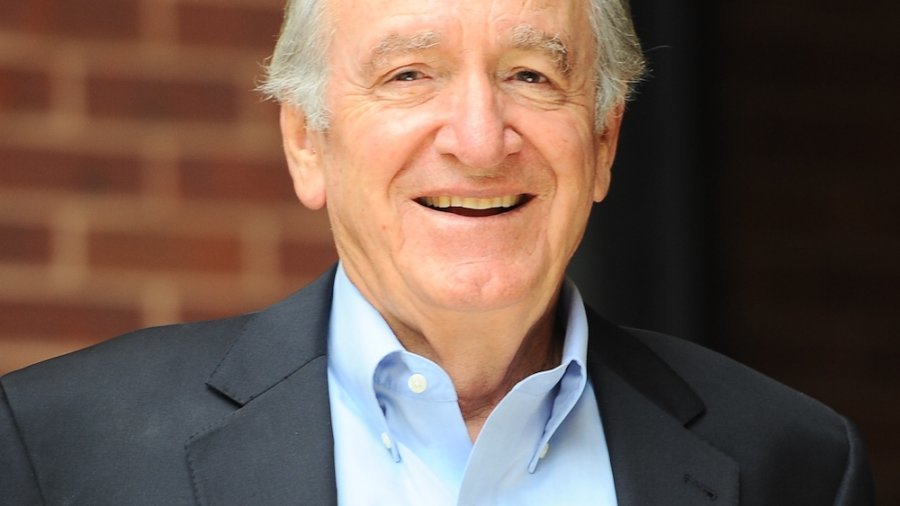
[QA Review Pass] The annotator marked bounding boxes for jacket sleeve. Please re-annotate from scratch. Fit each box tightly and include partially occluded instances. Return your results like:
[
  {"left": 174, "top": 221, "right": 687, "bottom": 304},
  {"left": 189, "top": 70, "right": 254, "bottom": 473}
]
[
  {"left": 0, "top": 382, "right": 44, "bottom": 505},
  {"left": 833, "top": 417, "right": 876, "bottom": 506}
]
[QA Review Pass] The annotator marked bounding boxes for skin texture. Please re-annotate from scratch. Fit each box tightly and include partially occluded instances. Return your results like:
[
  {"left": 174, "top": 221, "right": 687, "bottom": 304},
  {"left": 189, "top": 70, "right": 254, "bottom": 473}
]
[{"left": 281, "top": 0, "right": 623, "bottom": 439}]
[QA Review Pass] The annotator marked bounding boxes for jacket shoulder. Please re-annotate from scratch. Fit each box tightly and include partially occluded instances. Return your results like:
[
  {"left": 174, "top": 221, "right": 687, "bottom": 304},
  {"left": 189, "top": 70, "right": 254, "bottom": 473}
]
[
  {"left": 0, "top": 314, "right": 257, "bottom": 505},
  {"left": 626, "top": 328, "right": 874, "bottom": 505},
  {"left": 626, "top": 328, "right": 840, "bottom": 424},
  {"left": 3, "top": 313, "right": 252, "bottom": 395},
  {"left": 1, "top": 314, "right": 256, "bottom": 453}
]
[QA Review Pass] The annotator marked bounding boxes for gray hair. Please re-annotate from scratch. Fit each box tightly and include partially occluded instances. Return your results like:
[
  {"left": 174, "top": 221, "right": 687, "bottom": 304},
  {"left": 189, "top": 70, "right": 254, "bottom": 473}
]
[
  {"left": 259, "top": 0, "right": 330, "bottom": 131},
  {"left": 260, "top": 0, "right": 645, "bottom": 131}
]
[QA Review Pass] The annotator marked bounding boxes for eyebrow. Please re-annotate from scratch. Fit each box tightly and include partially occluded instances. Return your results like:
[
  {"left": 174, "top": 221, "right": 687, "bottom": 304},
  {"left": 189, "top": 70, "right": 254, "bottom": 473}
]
[
  {"left": 510, "top": 24, "right": 572, "bottom": 77},
  {"left": 363, "top": 25, "right": 572, "bottom": 77},
  {"left": 367, "top": 31, "right": 441, "bottom": 70}
]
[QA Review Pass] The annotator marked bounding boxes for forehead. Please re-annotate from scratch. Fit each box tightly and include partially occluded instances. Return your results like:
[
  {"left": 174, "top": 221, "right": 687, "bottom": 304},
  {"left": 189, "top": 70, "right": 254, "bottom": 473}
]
[{"left": 328, "top": 0, "right": 592, "bottom": 51}]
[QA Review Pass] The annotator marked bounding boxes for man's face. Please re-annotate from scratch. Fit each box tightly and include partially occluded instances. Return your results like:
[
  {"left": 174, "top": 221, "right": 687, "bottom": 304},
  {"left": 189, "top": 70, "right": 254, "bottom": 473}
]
[{"left": 283, "top": 0, "right": 621, "bottom": 324}]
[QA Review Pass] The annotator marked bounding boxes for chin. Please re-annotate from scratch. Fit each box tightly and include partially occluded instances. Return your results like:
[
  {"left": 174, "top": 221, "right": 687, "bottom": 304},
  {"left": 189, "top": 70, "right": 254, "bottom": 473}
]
[{"left": 413, "top": 261, "right": 548, "bottom": 313}]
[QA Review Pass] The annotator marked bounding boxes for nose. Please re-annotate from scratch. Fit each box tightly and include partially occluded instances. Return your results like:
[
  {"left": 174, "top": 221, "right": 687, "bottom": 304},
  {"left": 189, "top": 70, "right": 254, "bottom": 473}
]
[{"left": 433, "top": 74, "right": 523, "bottom": 169}]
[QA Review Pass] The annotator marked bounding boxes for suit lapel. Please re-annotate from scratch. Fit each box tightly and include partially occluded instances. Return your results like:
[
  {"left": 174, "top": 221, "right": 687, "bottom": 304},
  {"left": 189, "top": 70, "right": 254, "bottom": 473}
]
[
  {"left": 186, "top": 268, "right": 339, "bottom": 506},
  {"left": 587, "top": 311, "right": 740, "bottom": 505}
]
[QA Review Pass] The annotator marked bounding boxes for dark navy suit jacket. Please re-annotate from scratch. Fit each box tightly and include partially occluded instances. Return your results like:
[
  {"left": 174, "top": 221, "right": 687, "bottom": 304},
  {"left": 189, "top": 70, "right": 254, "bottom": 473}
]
[{"left": 1, "top": 268, "right": 875, "bottom": 504}]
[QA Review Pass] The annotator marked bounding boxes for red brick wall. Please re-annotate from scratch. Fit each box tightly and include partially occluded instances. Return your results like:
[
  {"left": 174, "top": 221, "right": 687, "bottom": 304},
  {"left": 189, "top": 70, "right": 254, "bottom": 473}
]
[{"left": 0, "top": 0, "right": 337, "bottom": 373}]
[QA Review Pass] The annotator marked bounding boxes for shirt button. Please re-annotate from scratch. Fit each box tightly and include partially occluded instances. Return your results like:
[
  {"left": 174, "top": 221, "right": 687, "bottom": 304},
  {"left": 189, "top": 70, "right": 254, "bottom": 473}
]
[
  {"left": 538, "top": 442, "right": 551, "bottom": 459},
  {"left": 407, "top": 373, "right": 428, "bottom": 394},
  {"left": 380, "top": 432, "right": 393, "bottom": 450}
]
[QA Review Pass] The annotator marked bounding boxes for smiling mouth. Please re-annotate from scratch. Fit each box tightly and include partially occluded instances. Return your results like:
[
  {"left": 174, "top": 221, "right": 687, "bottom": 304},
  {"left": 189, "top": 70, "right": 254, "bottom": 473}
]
[{"left": 416, "top": 194, "right": 530, "bottom": 217}]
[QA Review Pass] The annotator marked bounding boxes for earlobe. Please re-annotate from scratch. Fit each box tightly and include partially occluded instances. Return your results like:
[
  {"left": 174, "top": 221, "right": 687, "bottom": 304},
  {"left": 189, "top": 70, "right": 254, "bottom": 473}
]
[
  {"left": 281, "top": 105, "right": 327, "bottom": 210},
  {"left": 593, "top": 103, "right": 624, "bottom": 202}
]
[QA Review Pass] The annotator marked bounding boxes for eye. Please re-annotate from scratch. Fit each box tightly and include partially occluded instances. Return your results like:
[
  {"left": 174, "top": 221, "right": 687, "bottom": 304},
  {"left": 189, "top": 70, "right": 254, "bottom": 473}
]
[
  {"left": 390, "top": 69, "right": 426, "bottom": 82},
  {"left": 513, "top": 70, "right": 549, "bottom": 84}
]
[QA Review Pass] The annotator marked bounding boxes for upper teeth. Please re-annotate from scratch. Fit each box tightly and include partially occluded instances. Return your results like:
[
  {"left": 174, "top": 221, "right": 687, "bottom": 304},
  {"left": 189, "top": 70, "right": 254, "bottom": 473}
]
[{"left": 420, "top": 195, "right": 521, "bottom": 210}]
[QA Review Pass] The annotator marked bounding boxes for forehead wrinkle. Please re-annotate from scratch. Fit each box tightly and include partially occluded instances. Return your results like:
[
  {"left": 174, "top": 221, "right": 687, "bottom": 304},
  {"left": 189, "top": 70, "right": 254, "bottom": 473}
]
[
  {"left": 367, "top": 31, "right": 441, "bottom": 70},
  {"left": 509, "top": 23, "right": 572, "bottom": 77}
]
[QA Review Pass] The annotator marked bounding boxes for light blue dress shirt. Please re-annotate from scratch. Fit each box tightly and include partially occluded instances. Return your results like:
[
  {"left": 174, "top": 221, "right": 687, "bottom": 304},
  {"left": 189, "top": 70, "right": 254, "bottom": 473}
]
[{"left": 327, "top": 264, "right": 617, "bottom": 505}]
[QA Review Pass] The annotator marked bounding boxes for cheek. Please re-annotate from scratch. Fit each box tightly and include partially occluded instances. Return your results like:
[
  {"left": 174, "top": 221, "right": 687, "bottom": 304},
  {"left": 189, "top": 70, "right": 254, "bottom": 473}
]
[
  {"left": 532, "top": 120, "right": 598, "bottom": 195},
  {"left": 322, "top": 143, "right": 399, "bottom": 247},
  {"left": 538, "top": 122, "right": 598, "bottom": 241},
  {"left": 337, "top": 108, "right": 437, "bottom": 183}
]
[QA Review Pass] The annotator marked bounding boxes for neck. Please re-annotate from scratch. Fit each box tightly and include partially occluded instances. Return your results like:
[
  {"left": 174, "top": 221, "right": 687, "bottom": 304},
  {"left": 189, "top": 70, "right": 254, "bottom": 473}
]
[{"left": 381, "top": 294, "right": 564, "bottom": 441}]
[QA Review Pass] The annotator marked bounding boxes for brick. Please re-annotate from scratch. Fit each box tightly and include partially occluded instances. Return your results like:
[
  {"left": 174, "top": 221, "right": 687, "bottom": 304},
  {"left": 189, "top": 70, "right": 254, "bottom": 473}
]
[
  {"left": 281, "top": 241, "right": 338, "bottom": 278},
  {"left": 89, "top": 231, "right": 242, "bottom": 273},
  {"left": 0, "top": 145, "right": 141, "bottom": 194},
  {"left": 59, "top": 0, "right": 140, "bottom": 40},
  {"left": 178, "top": 157, "right": 295, "bottom": 203},
  {"left": 0, "top": 0, "right": 139, "bottom": 40},
  {"left": 0, "top": 1, "right": 27, "bottom": 29},
  {"left": 177, "top": 3, "right": 283, "bottom": 50},
  {"left": 0, "top": 300, "right": 141, "bottom": 341},
  {"left": 86, "top": 75, "right": 238, "bottom": 123},
  {"left": 0, "top": 224, "right": 52, "bottom": 263},
  {"left": 0, "top": 67, "right": 52, "bottom": 112}
]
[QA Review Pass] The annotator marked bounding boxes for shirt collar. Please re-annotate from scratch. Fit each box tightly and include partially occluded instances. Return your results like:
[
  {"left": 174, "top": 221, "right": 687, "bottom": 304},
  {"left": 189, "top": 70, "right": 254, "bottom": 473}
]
[
  {"left": 560, "top": 275, "right": 589, "bottom": 373},
  {"left": 327, "top": 262, "right": 590, "bottom": 447},
  {"left": 328, "top": 264, "right": 405, "bottom": 417}
]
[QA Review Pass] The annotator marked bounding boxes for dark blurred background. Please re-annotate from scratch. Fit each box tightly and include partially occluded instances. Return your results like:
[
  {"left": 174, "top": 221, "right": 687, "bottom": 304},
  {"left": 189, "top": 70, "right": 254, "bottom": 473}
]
[
  {"left": 571, "top": 1, "right": 900, "bottom": 501},
  {"left": 2, "top": 0, "right": 898, "bottom": 502}
]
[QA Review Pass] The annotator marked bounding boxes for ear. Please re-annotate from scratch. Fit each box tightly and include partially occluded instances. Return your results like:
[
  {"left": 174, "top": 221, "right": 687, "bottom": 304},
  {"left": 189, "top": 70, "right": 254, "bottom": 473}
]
[
  {"left": 281, "top": 105, "right": 326, "bottom": 210},
  {"left": 592, "top": 103, "right": 624, "bottom": 203}
]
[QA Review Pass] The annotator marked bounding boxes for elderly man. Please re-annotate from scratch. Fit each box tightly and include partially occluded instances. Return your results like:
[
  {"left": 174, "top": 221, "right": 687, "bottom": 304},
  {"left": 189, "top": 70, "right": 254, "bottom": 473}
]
[{"left": 0, "top": 0, "right": 875, "bottom": 504}]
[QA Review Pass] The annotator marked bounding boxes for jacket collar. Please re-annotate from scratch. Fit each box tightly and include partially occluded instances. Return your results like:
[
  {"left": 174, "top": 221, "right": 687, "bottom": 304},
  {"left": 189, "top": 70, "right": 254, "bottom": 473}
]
[
  {"left": 186, "top": 267, "right": 339, "bottom": 505},
  {"left": 586, "top": 309, "right": 739, "bottom": 505},
  {"left": 205, "top": 267, "right": 336, "bottom": 406}
]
